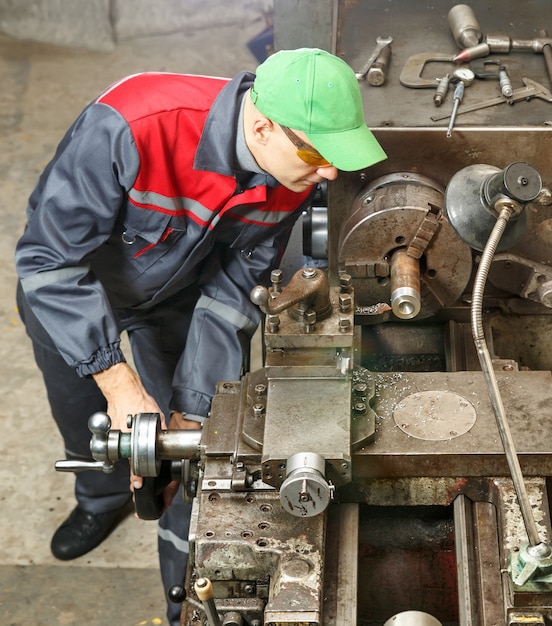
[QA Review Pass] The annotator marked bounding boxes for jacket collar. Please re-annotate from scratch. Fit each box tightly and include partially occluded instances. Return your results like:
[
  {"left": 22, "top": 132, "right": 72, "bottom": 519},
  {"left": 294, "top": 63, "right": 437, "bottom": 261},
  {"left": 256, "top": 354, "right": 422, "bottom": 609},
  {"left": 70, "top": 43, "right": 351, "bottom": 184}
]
[{"left": 194, "top": 71, "right": 279, "bottom": 189}]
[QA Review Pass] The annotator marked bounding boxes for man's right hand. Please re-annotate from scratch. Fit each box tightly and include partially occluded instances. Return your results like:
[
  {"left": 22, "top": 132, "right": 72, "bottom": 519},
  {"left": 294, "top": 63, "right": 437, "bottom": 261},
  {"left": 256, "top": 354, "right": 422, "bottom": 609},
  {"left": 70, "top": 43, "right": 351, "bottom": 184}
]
[{"left": 92, "top": 362, "right": 166, "bottom": 490}]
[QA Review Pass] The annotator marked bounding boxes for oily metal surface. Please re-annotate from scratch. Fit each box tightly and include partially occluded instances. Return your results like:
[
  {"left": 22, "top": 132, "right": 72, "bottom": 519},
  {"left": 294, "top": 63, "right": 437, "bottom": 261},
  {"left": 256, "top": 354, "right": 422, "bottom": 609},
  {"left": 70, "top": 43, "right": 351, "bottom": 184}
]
[
  {"left": 352, "top": 370, "right": 552, "bottom": 479},
  {"left": 393, "top": 389, "right": 477, "bottom": 440},
  {"left": 191, "top": 489, "right": 326, "bottom": 623}
]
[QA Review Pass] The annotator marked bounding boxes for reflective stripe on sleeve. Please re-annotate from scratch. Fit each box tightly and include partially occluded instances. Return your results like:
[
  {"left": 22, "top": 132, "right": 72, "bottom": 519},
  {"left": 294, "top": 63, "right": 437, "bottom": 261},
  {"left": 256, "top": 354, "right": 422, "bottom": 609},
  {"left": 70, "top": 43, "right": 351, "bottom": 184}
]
[
  {"left": 195, "top": 295, "right": 257, "bottom": 334},
  {"left": 20, "top": 265, "right": 90, "bottom": 292}
]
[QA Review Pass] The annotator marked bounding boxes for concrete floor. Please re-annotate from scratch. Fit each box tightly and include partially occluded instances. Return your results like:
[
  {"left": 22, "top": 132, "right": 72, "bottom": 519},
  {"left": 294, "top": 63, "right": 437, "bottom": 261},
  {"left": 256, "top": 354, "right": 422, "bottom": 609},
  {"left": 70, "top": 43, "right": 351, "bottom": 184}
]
[{"left": 0, "top": 12, "right": 269, "bottom": 625}]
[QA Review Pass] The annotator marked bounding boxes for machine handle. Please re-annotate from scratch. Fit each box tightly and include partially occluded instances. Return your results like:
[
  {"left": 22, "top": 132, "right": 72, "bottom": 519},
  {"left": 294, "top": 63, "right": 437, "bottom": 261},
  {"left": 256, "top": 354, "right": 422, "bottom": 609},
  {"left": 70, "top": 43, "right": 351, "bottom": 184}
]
[{"left": 54, "top": 459, "right": 114, "bottom": 473}]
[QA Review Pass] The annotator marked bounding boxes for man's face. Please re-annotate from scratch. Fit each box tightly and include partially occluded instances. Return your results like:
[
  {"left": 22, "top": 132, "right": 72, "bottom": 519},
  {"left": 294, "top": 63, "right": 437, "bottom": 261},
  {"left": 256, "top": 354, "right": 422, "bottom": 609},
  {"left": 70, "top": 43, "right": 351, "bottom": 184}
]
[{"left": 256, "top": 123, "right": 339, "bottom": 193}]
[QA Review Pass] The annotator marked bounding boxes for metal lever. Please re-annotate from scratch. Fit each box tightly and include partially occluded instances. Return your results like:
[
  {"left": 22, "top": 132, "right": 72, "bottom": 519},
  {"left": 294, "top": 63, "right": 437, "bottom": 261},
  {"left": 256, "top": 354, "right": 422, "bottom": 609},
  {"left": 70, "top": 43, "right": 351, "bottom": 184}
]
[
  {"left": 250, "top": 267, "right": 332, "bottom": 323},
  {"left": 194, "top": 578, "right": 221, "bottom": 626},
  {"left": 55, "top": 459, "right": 114, "bottom": 473},
  {"left": 55, "top": 412, "right": 120, "bottom": 473}
]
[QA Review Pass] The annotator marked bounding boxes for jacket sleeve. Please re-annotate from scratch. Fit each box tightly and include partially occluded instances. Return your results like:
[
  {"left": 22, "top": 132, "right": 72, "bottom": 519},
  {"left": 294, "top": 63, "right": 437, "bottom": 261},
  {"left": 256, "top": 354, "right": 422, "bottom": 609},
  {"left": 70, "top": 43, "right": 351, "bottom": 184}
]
[
  {"left": 170, "top": 200, "right": 313, "bottom": 420},
  {"left": 14, "top": 104, "right": 140, "bottom": 376}
]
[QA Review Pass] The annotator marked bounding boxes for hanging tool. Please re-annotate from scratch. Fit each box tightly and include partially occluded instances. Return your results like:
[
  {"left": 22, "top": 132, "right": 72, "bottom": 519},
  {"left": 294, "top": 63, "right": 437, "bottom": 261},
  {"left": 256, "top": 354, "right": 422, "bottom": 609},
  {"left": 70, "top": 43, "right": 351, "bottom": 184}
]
[
  {"left": 355, "top": 36, "right": 393, "bottom": 81},
  {"left": 431, "top": 77, "right": 552, "bottom": 121},
  {"left": 445, "top": 68, "right": 475, "bottom": 137}
]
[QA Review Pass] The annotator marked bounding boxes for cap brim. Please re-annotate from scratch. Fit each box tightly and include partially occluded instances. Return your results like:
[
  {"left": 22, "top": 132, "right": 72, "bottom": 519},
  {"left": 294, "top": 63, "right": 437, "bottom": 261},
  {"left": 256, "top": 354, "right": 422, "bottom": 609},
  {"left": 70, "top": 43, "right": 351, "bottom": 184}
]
[{"left": 306, "top": 125, "right": 387, "bottom": 172}]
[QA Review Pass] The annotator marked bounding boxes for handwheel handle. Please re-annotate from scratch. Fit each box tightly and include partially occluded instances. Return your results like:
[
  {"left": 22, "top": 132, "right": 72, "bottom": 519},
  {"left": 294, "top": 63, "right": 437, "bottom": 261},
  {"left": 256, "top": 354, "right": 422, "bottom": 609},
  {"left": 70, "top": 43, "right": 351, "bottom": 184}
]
[{"left": 133, "top": 460, "right": 173, "bottom": 520}]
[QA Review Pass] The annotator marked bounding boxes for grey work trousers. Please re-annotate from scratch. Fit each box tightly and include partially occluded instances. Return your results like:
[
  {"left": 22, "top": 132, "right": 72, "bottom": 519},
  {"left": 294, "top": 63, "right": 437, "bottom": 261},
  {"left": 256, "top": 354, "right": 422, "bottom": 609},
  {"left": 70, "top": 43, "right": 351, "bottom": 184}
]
[{"left": 16, "top": 282, "right": 198, "bottom": 626}]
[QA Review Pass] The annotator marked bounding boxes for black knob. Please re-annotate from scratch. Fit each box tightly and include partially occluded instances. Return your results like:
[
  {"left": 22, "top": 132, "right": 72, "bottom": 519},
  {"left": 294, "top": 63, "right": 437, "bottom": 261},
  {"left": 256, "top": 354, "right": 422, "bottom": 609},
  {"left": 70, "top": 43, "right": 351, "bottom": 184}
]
[{"left": 168, "top": 584, "right": 187, "bottom": 603}]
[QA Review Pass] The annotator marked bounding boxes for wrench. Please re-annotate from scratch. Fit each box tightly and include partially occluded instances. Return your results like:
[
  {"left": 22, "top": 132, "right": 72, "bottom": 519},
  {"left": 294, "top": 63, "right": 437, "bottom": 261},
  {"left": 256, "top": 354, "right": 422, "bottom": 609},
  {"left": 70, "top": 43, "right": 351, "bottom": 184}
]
[
  {"left": 355, "top": 36, "right": 393, "bottom": 81},
  {"left": 431, "top": 77, "right": 552, "bottom": 121}
]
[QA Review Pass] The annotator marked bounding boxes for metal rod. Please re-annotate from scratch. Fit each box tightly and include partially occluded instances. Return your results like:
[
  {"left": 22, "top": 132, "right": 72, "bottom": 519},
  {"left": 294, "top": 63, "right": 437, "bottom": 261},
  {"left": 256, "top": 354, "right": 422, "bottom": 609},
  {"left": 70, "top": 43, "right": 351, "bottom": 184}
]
[
  {"left": 471, "top": 204, "right": 542, "bottom": 547},
  {"left": 335, "top": 503, "right": 359, "bottom": 625},
  {"left": 543, "top": 43, "right": 552, "bottom": 86},
  {"left": 390, "top": 248, "right": 421, "bottom": 319},
  {"left": 194, "top": 577, "right": 222, "bottom": 626},
  {"left": 157, "top": 429, "right": 202, "bottom": 459},
  {"left": 453, "top": 495, "right": 477, "bottom": 626},
  {"left": 446, "top": 81, "right": 464, "bottom": 137}
]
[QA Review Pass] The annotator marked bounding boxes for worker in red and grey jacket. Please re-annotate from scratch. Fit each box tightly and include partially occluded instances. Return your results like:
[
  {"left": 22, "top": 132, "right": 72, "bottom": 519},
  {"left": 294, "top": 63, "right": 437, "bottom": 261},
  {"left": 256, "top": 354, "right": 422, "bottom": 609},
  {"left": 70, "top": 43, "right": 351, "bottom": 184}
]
[{"left": 14, "top": 48, "right": 386, "bottom": 625}]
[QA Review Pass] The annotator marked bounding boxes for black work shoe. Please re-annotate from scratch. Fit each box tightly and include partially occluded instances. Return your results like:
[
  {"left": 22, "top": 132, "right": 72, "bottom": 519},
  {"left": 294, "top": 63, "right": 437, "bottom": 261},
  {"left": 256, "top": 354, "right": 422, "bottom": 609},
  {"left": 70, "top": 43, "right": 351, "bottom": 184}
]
[{"left": 50, "top": 504, "right": 129, "bottom": 561}]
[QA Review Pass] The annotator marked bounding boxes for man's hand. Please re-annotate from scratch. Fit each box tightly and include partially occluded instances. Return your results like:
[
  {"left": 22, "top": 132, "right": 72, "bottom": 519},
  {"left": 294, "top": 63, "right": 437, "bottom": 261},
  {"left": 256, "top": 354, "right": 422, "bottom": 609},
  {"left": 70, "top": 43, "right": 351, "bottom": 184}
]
[
  {"left": 162, "top": 412, "right": 203, "bottom": 509},
  {"left": 168, "top": 412, "right": 203, "bottom": 431},
  {"left": 92, "top": 362, "right": 165, "bottom": 490}
]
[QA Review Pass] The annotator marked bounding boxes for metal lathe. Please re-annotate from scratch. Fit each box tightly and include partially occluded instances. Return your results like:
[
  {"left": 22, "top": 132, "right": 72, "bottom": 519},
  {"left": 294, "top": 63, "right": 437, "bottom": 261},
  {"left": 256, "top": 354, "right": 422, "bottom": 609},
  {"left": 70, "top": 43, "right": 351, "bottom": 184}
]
[{"left": 58, "top": 1, "right": 552, "bottom": 624}]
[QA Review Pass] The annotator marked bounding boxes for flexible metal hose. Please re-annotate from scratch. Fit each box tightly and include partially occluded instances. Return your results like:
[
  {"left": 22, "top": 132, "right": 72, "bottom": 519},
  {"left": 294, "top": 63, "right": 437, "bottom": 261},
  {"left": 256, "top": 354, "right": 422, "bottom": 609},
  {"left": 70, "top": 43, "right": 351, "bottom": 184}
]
[{"left": 471, "top": 204, "right": 543, "bottom": 548}]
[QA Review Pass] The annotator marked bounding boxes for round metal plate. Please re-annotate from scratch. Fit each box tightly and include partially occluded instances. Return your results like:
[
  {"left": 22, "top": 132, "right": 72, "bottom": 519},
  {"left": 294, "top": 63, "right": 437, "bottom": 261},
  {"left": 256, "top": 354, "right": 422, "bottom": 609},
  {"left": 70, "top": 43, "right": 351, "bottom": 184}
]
[{"left": 393, "top": 390, "right": 476, "bottom": 440}]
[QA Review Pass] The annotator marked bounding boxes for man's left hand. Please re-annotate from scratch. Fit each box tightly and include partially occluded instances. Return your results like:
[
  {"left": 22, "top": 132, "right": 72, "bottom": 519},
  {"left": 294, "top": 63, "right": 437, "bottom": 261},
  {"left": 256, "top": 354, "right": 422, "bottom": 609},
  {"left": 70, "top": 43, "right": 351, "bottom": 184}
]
[{"left": 161, "top": 412, "right": 202, "bottom": 509}]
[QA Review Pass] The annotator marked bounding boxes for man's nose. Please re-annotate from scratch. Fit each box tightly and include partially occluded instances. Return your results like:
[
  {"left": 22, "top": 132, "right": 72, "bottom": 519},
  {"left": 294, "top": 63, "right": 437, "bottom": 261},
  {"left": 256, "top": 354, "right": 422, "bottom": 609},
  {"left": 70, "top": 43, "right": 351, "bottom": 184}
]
[{"left": 317, "top": 165, "right": 339, "bottom": 180}]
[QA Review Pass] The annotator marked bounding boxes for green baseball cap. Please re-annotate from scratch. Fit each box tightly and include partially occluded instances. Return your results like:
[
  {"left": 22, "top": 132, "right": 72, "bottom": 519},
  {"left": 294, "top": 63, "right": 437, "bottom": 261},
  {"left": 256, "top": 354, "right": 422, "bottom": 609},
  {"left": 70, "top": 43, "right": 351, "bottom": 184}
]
[{"left": 250, "top": 48, "right": 387, "bottom": 172}]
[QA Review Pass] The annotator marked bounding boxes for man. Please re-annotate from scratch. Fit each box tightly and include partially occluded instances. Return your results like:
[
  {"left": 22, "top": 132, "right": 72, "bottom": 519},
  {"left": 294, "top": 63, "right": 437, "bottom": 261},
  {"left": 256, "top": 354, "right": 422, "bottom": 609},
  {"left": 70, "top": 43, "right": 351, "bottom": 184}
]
[{"left": 14, "top": 47, "right": 386, "bottom": 624}]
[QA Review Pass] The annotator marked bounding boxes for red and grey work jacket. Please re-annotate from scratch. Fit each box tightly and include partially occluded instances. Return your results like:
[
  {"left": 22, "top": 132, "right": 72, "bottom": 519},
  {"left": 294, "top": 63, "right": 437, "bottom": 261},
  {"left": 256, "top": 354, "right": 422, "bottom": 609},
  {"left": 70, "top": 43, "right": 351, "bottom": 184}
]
[{"left": 15, "top": 71, "right": 314, "bottom": 418}]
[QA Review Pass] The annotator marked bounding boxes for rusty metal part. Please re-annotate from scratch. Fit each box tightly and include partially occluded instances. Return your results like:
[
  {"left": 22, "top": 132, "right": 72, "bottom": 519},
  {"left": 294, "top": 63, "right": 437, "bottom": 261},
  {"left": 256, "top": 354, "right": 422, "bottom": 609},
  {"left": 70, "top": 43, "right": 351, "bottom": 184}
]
[
  {"left": 250, "top": 266, "right": 332, "bottom": 323},
  {"left": 406, "top": 204, "right": 441, "bottom": 258},
  {"left": 188, "top": 364, "right": 552, "bottom": 625},
  {"left": 489, "top": 252, "right": 552, "bottom": 308},
  {"left": 390, "top": 248, "right": 421, "bottom": 319},
  {"left": 338, "top": 172, "right": 472, "bottom": 320},
  {"left": 190, "top": 488, "right": 325, "bottom": 625}
]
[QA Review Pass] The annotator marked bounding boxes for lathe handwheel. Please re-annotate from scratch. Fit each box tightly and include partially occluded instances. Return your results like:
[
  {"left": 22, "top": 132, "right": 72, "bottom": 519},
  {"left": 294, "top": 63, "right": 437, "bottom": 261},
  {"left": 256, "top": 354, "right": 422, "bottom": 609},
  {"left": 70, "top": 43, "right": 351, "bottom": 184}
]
[{"left": 134, "top": 460, "right": 172, "bottom": 520}]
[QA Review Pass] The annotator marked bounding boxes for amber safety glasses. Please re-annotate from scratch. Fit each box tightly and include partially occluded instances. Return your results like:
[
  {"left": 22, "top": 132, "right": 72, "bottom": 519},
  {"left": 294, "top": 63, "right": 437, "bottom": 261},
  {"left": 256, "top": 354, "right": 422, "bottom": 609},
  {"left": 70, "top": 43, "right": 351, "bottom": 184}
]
[{"left": 279, "top": 125, "right": 332, "bottom": 167}]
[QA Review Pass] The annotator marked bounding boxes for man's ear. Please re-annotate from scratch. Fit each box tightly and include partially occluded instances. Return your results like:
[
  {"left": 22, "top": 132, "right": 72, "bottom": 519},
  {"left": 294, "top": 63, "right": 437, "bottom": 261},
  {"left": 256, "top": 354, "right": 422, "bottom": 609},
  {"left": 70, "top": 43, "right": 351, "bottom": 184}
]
[{"left": 251, "top": 117, "right": 275, "bottom": 145}]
